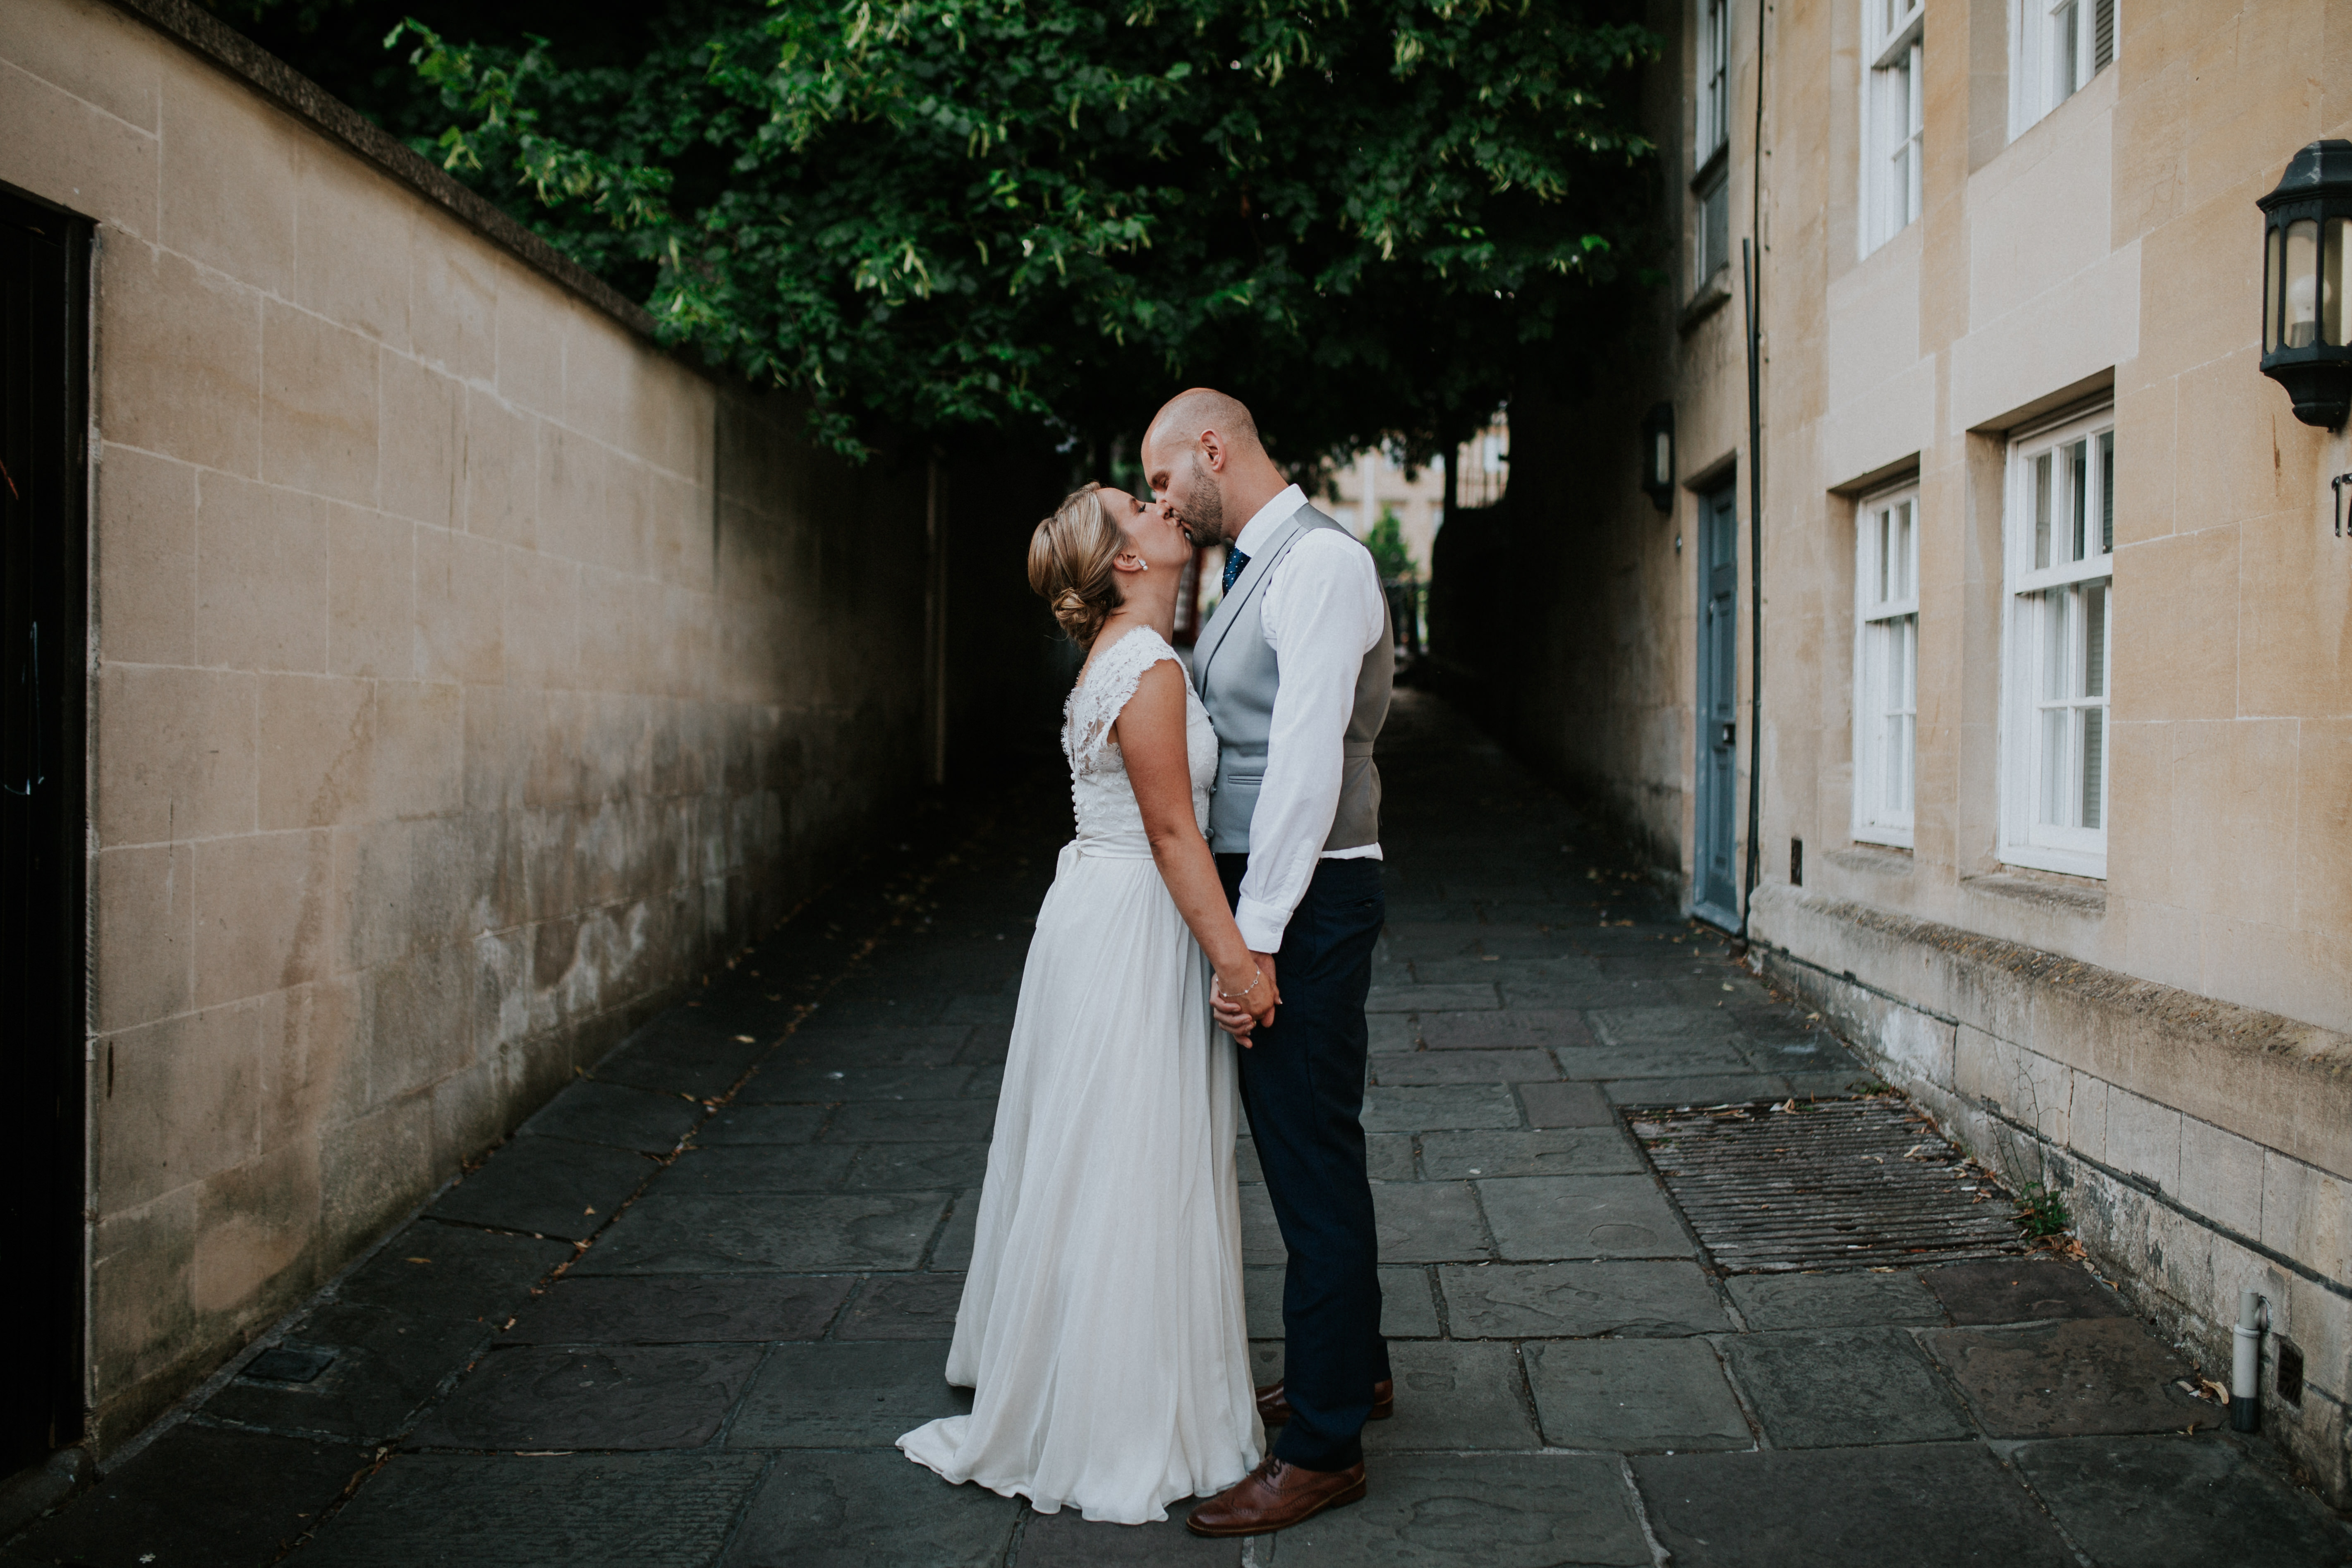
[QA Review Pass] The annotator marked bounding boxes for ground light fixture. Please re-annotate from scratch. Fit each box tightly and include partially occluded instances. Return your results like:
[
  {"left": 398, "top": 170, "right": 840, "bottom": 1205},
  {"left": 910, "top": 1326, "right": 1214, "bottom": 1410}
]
[
  {"left": 1640, "top": 402, "right": 1675, "bottom": 512},
  {"left": 2256, "top": 139, "right": 2352, "bottom": 431}
]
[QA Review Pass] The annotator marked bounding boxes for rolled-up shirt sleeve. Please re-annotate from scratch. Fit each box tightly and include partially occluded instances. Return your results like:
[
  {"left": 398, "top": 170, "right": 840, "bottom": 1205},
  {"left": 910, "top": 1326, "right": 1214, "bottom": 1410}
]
[{"left": 1232, "top": 529, "right": 1388, "bottom": 953}]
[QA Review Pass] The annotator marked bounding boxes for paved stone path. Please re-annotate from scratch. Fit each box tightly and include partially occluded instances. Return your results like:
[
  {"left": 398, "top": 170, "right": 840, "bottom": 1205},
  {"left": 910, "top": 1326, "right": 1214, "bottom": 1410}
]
[{"left": 10, "top": 692, "right": 2348, "bottom": 1567}]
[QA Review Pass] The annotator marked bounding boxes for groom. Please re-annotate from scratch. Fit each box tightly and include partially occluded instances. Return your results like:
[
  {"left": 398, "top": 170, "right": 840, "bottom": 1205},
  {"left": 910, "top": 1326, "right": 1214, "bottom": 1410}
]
[{"left": 1142, "top": 390, "right": 1396, "bottom": 1537}]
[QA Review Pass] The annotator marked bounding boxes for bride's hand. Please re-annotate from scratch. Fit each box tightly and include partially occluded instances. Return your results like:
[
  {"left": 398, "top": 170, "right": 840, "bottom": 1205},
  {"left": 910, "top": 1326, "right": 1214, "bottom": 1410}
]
[
  {"left": 1214, "top": 962, "right": 1269, "bottom": 1044},
  {"left": 1247, "top": 952, "right": 1279, "bottom": 1030}
]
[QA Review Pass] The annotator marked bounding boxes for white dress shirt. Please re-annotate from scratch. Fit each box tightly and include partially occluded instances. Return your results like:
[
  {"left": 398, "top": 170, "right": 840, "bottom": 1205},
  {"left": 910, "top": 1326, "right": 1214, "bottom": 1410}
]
[{"left": 1226, "top": 484, "right": 1391, "bottom": 953}]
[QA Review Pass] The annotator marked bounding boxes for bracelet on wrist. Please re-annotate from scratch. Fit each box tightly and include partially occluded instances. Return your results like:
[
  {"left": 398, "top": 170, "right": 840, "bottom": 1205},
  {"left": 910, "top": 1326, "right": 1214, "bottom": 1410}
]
[{"left": 1217, "top": 966, "right": 1265, "bottom": 1003}]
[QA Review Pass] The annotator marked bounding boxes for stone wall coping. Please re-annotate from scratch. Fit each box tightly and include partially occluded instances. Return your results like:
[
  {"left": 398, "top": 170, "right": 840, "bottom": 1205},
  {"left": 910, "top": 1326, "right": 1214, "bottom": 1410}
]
[
  {"left": 1758, "top": 887, "right": 2352, "bottom": 1183},
  {"left": 100, "top": 0, "right": 666, "bottom": 347}
]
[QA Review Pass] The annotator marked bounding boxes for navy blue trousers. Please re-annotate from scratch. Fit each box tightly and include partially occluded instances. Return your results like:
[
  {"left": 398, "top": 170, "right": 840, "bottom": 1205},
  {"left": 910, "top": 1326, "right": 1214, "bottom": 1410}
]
[{"left": 1219, "top": 853, "right": 1389, "bottom": 1471}]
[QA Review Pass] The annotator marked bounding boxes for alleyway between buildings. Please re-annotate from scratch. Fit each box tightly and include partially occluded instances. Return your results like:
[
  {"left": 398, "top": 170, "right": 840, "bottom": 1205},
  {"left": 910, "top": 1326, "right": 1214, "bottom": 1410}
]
[{"left": 9, "top": 693, "right": 2346, "bottom": 1568}]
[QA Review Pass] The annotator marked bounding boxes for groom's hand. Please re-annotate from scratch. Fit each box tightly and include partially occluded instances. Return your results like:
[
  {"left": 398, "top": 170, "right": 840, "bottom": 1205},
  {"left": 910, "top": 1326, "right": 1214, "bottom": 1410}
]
[
  {"left": 1212, "top": 952, "right": 1280, "bottom": 1044},
  {"left": 1250, "top": 952, "right": 1280, "bottom": 1030}
]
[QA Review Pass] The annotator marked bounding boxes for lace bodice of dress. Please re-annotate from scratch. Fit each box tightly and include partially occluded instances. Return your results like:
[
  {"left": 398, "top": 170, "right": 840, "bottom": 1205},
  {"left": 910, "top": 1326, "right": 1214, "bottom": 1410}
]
[{"left": 1063, "top": 627, "right": 1217, "bottom": 855}]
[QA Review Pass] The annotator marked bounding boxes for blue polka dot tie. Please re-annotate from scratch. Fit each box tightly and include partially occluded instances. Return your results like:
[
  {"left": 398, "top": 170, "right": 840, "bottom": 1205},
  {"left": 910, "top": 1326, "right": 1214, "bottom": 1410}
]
[{"left": 1221, "top": 548, "right": 1251, "bottom": 595}]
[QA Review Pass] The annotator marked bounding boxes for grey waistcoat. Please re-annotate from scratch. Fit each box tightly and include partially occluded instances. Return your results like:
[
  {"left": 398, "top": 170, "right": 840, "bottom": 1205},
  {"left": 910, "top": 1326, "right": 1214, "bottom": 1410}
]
[{"left": 1192, "top": 505, "right": 1393, "bottom": 855}]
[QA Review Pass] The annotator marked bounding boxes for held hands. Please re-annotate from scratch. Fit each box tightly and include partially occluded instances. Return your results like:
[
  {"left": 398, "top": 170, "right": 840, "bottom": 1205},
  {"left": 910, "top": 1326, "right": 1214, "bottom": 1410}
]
[{"left": 1213, "top": 952, "right": 1280, "bottom": 1045}]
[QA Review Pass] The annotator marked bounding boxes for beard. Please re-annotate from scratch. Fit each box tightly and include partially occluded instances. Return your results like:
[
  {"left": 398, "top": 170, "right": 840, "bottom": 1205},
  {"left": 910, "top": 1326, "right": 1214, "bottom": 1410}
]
[{"left": 1177, "top": 451, "right": 1227, "bottom": 547}]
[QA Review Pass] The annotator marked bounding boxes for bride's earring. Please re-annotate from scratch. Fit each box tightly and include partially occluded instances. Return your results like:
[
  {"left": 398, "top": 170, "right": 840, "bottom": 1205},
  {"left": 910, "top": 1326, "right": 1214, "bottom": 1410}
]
[{"left": 1120, "top": 553, "right": 1149, "bottom": 573}]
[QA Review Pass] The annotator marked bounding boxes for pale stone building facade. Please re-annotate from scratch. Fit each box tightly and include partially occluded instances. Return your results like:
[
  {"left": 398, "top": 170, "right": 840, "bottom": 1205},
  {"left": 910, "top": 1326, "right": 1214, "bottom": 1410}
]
[
  {"left": 1505, "top": 0, "right": 2352, "bottom": 1501},
  {"left": 1319, "top": 423, "right": 1512, "bottom": 582},
  {"left": 1, "top": 0, "right": 954, "bottom": 1463}
]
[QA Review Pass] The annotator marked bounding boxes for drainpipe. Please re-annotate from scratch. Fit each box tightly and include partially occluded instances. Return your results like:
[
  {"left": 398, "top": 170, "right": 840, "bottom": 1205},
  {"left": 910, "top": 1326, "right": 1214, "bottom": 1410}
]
[
  {"left": 1737, "top": 239, "right": 1763, "bottom": 941},
  {"left": 2232, "top": 1290, "right": 2268, "bottom": 1431},
  {"left": 1736, "top": 0, "right": 1768, "bottom": 942}
]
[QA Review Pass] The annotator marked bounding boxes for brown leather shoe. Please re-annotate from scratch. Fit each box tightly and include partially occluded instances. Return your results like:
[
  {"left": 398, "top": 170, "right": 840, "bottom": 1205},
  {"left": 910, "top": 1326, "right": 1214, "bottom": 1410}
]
[
  {"left": 1255, "top": 1377, "right": 1394, "bottom": 1427},
  {"left": 1186, "top": 1456, "right": 1368, "bottom": 1537}
]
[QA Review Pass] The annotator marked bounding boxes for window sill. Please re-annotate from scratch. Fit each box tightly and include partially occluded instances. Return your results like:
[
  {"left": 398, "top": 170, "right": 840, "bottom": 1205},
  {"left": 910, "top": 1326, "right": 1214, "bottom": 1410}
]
[
  {"left": 1962, "top": 870, "right": 2107, "bottom": 916},
  {"left": 1828, "top": 844, "right": 1914, "bottom": 876},
  {"left": 1680, "top": 270, "right": 1734, "bottom": 333}
]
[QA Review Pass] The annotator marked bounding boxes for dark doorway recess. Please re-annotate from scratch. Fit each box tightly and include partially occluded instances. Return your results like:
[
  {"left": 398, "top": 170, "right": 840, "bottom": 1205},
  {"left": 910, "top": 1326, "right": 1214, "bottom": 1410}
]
[
  {"left": 1693, "top": 479, "right": 1740, "bottom": 929},
  {"left": 1, "top": 182, "right": 91, "bottom": 1474}
]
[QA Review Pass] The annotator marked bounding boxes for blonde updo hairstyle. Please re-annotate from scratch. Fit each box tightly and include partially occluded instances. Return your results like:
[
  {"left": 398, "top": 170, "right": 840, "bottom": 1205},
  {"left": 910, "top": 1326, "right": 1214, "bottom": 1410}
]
[{"left": 1028, "top": 482, "right": 1127, "bottom": 647}]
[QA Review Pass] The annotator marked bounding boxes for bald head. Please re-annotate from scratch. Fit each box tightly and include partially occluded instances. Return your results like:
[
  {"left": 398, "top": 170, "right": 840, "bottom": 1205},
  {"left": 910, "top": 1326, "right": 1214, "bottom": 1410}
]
[
  {"left": 1144, "top": 388, "right": 1261, "bottom": 460},
  {"left": 1140, "top": 387, "right": 1286, "bottom": 549}
]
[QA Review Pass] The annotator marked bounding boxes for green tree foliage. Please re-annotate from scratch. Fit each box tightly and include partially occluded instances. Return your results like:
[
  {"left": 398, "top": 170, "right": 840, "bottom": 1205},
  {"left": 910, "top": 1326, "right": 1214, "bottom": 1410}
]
[
  {"left": 214, "top": 0, "right": 1657, "bottom": 462},
  {"left": 1365, "top": 505, "right": 1416, "bottom": 580}
]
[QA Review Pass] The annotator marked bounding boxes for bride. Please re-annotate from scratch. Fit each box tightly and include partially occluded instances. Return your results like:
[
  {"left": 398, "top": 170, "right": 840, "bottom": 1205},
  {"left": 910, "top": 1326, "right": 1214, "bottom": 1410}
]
[{"left": 897, "top": 482, "right": 1278, "bottom": 1525}]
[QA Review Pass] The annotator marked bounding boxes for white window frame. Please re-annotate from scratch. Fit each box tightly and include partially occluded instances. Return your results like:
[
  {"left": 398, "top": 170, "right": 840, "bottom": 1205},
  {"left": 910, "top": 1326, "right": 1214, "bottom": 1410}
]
[
  {"left": 1853, "top": 481, "right": 1920, "bottom": 847},
  {"left": 1691, "top": 0, "right": 1734, "bottom": 290},
  {"left": 1999, "top": 407, "right": 2115, "bottom": 879},
  {"left": 1696, "top": 0, "right": 1731, "bottom": 168},
  {"left": 2010, "top": 0, "right": 2117, "bottom": 139},
  {"left": 1859, "top": 0, "right": 1923, "bottom": 256}
]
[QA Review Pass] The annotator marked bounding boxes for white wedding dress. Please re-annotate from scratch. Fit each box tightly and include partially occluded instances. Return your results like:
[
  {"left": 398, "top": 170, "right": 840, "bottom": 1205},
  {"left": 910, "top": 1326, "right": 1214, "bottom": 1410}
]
[{"left": 898, "top": 625, "right": 1263, "bottom": 1524}]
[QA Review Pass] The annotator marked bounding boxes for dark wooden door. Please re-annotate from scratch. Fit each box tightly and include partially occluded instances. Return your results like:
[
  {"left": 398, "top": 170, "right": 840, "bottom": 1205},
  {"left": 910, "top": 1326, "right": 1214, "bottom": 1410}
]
[
  {"left": 1693, "top": 482, "right": 1740, "bottom": 927},
  {"left": 1, "top": 184, "right": 90, "bottom": 1472}
]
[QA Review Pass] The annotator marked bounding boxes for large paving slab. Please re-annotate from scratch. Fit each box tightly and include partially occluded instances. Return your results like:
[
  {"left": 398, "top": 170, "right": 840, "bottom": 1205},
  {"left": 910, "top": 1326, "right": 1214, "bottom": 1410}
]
[
  {"left": 428, "top": 1137, "right": 656, "bottom": 1241},
  {"left": 574, "top": 1191, "right": 948, "bottom": 1273},
  {"left": 1588, "top": 1006, "right": 1743, "bottom": 1044},
  {"left": 409, "top": 1344, "right": 764, "bottom": 1450},
  {"left": 1924, "top": 1258, "right": 2135, "bottom": 1324},
  {"left": 1927, "top": 1318, "right": 2207, "bottom": 1437},
  {"left": 741, "top": 1063, "right": 976, "bottom": 1102},
  {"left": 1604, "top": 1072, "right": 1793, "bottom": 1107},
  {"left": 1360, "top": 1083, "right": 1520, "bottom": 1131},
  {"left": 1366, "top": 1049, "right": 1557, "bottom": 1084},
  {"left": 717, "top": 1449, "right": 1020, "bottom": 1567},
  {"left": 503, "top": 1274, "right": 854, "bottom": 1344},
  {"left": 202, "top": 1304, "right": 489, "bottom": 1440},
  {"left": 10, "top": 1424, "right": 369, "bottom": 1568},
  {"left": 1246, "top": 1265, "right": 1443, "bottom": 1342},
  {"left": 769, "top": 1024, "right": 975, "bottom": 1068},
  {"left": 727, "top": 1341, "right": 970, "bottom": 1447},
  {"left": 1633, "top": 1444, "right": 2079, "bottom": 1567},
  {"left": 1360, "top": 1340, "right": 1541, "bottom": 1451},
  {"left": 1726, "top": 1269, "right": 1949, "bottom": 1329},
  {"left": 661, "top": 1142, "right": 858, "bottom": 1192},
  {"left": 302, "top": 1453, "right": 766, "bottom": 1566},
  {"left": 2006, "top": 1434, "right": 2352, "bottom": 1567},
  {"left": 1526, "top": 1338, "right": 1755, "bottom": 1452},
  {"left": 1272, "top": 1454, "right": 1651, "bottom": 1566},
  {"left": 519, "top": 1080, "right": 704, "bottom": 1153},
  {"left": 1410, "top": 958, "right": 1602, "bottom": 989},
  {"left": 333, "top": 1222, "right": 574, "bottom": 1320},
  {"left": 1419, "top": 1008, "right": 1600, "bottom": 1049},
  {"left": 1370, "top": 1180, "right": 1491, "bottom": 1262},
  {"left": 1724, "top": 1327, "right": 1974, "bottom": 1448},
  {"left": 1365, "top": 983, "right": 1500, "bottom": 1013},
  {"left": 844, "top": 1140, "right": 992, "bottom": 1190},
  {"left": 932, "top": 1198, "right": 980, "bottom": 1269},
  {"left": 697, "top": 1103, "right": 828, "bottom": 1144},
  {"left": 1439, "top": 1260, "right": 1733, "bottom": 1338},
  {"left": 1551, "top": 1040, "right": 1763, "bottom": 1079},
  {"left": 838, "top": 1275, "right": 969, "bottom": 1339},
  {"left": 1514, "top": 1080, "right": 1614, "bottom": 1127},
  {"left": 1419, "top": 1126, "right": 1645, "bottom": 1178},
  {"left": 823, "top": 1100, "right": 999, "bottom": 1142},
  {"left": 1476, "top": 1174, "right": 1694, "bottom": 1261},
  {"left": 1014, "top": 1508, "right": 1241, "bottom": 1563},
  {"left": 593, "top": 1020, "right": 776, "bottom": 1098}
]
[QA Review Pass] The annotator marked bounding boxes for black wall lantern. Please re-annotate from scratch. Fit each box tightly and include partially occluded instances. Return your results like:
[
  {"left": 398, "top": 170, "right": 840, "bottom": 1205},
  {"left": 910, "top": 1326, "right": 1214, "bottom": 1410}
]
[
  {"left": 2257, "top": 139, "right": 2352, "bottom": 430},
  {"left": 1639, "top": 401, "right": 1675, "bottom": 512}
]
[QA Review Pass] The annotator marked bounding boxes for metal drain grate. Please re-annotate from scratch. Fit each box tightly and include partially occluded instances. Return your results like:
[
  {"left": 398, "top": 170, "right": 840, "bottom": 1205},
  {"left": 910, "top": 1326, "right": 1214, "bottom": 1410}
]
[{"left": 1633, "top": 1098, "right": 2026, "bottom": 1273}]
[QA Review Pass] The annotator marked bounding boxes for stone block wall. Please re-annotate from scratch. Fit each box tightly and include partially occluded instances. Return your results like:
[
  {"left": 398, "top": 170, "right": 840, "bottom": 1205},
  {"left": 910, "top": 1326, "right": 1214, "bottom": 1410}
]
[
  {"left": 3, "top": 0, "right": 934, "bottom": 1446},
  {"left": 1756, "top": 887, "right": 2352, "bottom": 1504}
]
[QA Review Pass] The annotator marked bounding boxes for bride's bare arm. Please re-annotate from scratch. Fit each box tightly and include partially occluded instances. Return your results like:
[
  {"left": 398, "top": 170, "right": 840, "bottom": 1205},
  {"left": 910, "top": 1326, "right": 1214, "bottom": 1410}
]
[{"left": 1117, "top": 660, "right": 1280, "bottom": 1034}]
